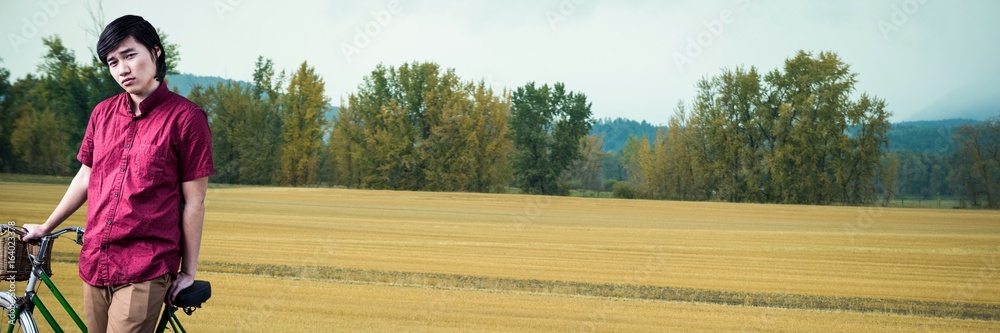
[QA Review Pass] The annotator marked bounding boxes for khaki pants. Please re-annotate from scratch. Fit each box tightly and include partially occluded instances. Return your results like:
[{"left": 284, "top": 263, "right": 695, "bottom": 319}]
[{"left": 83, "top": 274, "right": 172, "bottom": 333}]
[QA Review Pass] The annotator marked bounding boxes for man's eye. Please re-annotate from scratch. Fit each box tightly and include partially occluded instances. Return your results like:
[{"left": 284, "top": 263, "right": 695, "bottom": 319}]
[
  {"left": 108, "top": 61, "right": 117, "bottom": 67},
  {"left": 126, "top": 53, "right": 136, "bottom": 59}
]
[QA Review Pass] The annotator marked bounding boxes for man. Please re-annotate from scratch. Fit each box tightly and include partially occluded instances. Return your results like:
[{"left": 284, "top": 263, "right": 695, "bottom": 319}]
[{"left": 23, "top": 15, "right": 214, "bottom": 332}]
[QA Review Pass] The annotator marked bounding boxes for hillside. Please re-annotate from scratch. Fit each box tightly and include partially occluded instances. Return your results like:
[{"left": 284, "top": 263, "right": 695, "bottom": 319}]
[
  {"left": 592, "top": 118, "right": 983, "bottom": 154},
  {"left": 888, "top": 119, "right": 980, "bottom": 153},
  {"left": 590, "top": 118, "right": 662, "bottom": 151},
  {"left": 166, "top": 73, "right": 247, "bottom": 97}
]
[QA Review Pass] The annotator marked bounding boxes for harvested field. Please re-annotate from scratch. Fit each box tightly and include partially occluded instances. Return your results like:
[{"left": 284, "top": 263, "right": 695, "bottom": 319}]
[{"left": 2, "top": 181, "right": 999, "bottom": 332}]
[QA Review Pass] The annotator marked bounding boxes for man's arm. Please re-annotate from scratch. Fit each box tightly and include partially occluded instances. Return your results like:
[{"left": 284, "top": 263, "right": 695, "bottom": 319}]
[
  {"left": 23, "top": 165, "right": 91, "bottom": 240},
  {"left": 169, "top": 176, "right": 208, "bottom": 303}
]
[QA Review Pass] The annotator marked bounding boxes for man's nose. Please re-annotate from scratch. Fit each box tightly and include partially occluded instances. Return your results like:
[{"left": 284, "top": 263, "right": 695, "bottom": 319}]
[{"left": 117, "top": 63, "right": 130, "bottom": 76}]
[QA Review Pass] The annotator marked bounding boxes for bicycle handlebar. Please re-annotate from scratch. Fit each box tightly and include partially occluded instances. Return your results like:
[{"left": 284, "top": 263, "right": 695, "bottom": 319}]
[{"left": 0, "top": 225, "right": 84, "bottom": 242}]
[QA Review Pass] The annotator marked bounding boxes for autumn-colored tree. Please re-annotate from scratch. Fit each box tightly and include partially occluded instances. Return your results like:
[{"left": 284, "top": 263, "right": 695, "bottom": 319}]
[
  {"left": 764, "top": 51, "right": 890, "bottom": 204},
  {"left": 463, "top": 83, "right": 514, "bottom": 193},
  {"left": 279, "top": 62, "right": 329, "bottom": 186},
  {"left": 660, "top": 103, "right": 703, "bottom": 200},
  {"left": 564, "top": 134, "right": 605, "bottom": 191}
]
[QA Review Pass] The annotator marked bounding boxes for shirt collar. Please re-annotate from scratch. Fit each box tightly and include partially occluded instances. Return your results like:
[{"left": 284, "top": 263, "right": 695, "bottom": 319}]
[
  {"left": 138, "top": 82, "right": 170, "bottom": 116},
  {"left": 119, "top": 81, "right": 170, "bottom": 118}
]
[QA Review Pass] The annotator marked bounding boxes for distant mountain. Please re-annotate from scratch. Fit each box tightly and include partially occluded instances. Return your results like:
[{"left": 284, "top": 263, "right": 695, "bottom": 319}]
[
  {"left": 590, "top": 118, "right": 662, "bottom": 151},
  {"left": 887, "top": 118, "right": 979, "bottom": 153},
  {"left": 166, "top": 73, "right": 247, "bottom": 97},
  {"left": 593, "top": 117, "right": 978, "bottom": 154},
  {"left": 166, "top": 73, "right": 339, "bottom": 121},
  {"left": 910, "top": 71, "right": 1000, "bottom": 121}
]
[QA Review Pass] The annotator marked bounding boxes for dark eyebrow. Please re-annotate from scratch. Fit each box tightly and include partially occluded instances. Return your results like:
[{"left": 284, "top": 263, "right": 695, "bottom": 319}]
[
  {"left": 107, "top": 47, "right": 137, "bottom": 60},
  {"left": 116, "top": 47, "right": 137, "bottom": 56}
]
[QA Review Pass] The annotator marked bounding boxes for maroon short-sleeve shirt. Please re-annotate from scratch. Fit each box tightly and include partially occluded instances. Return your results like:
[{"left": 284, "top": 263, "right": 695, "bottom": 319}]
[{"left": 77, "top": 83, "right": 214, "bottom": 286}]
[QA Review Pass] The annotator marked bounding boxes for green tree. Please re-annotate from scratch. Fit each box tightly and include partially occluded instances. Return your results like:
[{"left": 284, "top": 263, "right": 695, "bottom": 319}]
[
  {"left": 626, "top": 51, "right": 891, "bottom": 205},
  {"left": 0, "top": 58, "right": 12, "bottom": 171},
  {"left": 564, "top": 134, "right": 605, "bottom": 191},
  {"left": 80, "top": 56, "right": 123, "bottom": 107},
  {"left": 279, "top": 61, "right": 329, "bottom": 186},
  {"left": 1, "top": 75, "right": 40, "bottom": 173},
  {"left": 423, "top": 81, "right": 513, "bottom": 192},
  {"left": 509, "top": 82, "right": 593, "bottom": 195},
  {"left": 881, "top": 152, "right": 899, "bottom": 206},
  {"left": 951, "top": 117, "right": 1000, "bottom": 208},
  {"left": 331, "top": 62, "right": 513, "bottom": 192},
  {"left": 39, "top": 36, "right": 89, "bottom": 162},
  {"left": 157, "top": 28, "right": 181, "bottom": 77},
  {"left": 197, "top": 56, "right": 286, "bottom": 185},
  {"left": 10, "top": 104, "right": 68, "bottom": 175},
  {"left": 2, "top": 37, "right": 88, "bottom": 175}
]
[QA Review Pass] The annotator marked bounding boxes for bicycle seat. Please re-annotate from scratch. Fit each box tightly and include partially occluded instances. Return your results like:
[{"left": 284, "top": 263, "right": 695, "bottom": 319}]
[{"left": 173, "top": 280, "right": 211, "bottom": 308}]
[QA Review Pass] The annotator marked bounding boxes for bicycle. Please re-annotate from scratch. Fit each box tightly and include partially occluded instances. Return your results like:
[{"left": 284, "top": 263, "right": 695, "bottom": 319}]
[{"left": 0, "top": 225, "right": 211, "bottom": 333}]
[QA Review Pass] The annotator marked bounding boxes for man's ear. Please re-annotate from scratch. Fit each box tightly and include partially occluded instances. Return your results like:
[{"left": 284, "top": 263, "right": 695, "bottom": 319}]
[{"left": 154, "top": 46, "right": 162, "bottom": 58}]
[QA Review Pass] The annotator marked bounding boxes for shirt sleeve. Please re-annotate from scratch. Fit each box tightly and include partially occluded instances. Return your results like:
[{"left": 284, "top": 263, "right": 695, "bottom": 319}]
[
  {"left": 77, "top": 108, "right": 97, "bottom": 167},
  {"left": 178, "top": 108, "right": 215, "bottom": 182}
]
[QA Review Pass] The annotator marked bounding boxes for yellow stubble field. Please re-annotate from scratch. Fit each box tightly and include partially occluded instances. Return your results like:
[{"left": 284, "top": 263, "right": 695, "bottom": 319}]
[{"left": 1, "top": 181, "right": 999, "bottom": 332}]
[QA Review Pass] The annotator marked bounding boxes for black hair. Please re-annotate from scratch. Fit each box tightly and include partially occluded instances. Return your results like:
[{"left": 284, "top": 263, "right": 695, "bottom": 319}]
[{"left": 96, "top": 15, "right": 166, "bottom": 82}]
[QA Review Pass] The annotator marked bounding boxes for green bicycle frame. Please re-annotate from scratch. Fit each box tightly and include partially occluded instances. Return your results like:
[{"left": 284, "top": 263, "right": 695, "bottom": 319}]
[
  {"left": 7, "top": 270, "right": 89, "bottom": 333},
  {"left": 3, "top": 226, "right": 197, "bottom": 333},
  {"left": 154, "top": 307, "right": 187, "bottom": 333}
]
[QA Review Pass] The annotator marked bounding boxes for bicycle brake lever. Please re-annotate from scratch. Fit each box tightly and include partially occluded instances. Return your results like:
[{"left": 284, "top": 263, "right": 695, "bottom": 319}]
[{"left": 76, "top": 230, "right": 84, "bottom": 245}]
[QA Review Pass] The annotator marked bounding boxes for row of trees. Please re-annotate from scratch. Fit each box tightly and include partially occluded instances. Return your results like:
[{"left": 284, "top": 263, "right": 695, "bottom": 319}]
[
  {"left": 0, "top": 34, "right": 595, "bottom": 194},
  {"left": 1, "top": 36, "right": 132, "bottom": 175},
  {"left": 2, "top": 35, "right": 995, "bottom": 207},
  {"left": 619, "top": 51, "right": 892, "bottom": 205},
  {"left": 191, "top": 60, "right": 596, "bottom": 193}
]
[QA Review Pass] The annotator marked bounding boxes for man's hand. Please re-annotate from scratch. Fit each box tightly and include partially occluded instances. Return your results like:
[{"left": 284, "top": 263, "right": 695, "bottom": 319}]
[
  {"left": 168, "top": 271, "right": 195, "bottom": 305},
  {"left": 21, "top": 223, "right": 52, "bottom": 242}
]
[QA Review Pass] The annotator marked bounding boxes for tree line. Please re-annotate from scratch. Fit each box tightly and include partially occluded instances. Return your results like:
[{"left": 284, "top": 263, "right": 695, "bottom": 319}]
[
  {"left": 0, "top": 34, "right": 594, "bottom": 195},
  {"left": 607, "top": 51, "right": 998, "bottom": 208},
  {"left": 1, "top": 35, "right": 996, "bottom": 207},
  {"left": 618, "top": 51, "right": 892, "bottom": 205}
]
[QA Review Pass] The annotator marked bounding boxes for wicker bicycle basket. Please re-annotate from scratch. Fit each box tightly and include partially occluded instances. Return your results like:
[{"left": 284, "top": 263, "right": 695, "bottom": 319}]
[{"left": 1, "top": 236, "right": 52, "bottom": 281}]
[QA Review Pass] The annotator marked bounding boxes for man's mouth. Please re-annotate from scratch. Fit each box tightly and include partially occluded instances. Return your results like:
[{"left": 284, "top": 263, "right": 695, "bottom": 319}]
[{"left": 122, "top": 77, "right": 135, "bottom": 86}]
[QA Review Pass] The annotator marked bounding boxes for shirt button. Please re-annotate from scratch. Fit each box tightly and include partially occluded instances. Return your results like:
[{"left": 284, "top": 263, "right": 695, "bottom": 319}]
[
  {"left": 106, "top": 220, "right": 112, "bottom": 225},
  {"left": 113, "top": 193, "right": 119, "bottom": 197},
  {"left": 125, "top": 144, "right": 131, "bottom": 148},
  {"left": 120, "top": 167, "right": 125, "bottom": 172}
]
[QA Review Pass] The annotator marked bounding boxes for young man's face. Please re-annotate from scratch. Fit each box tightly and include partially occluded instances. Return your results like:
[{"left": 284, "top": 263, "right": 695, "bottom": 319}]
[{"left": 105, "top": 36, "right": 161, "bottom": 101}]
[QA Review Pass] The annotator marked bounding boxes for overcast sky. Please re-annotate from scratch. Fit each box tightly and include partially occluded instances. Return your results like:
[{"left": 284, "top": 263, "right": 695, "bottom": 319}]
[{"left": 2, "top": 0, "right": 999, "bottom": 124}]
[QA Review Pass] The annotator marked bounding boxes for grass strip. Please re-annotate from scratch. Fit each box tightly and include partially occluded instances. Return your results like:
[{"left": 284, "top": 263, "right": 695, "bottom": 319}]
[{"left": 196, "top": 260, "right": 1000, "bottom": 321}]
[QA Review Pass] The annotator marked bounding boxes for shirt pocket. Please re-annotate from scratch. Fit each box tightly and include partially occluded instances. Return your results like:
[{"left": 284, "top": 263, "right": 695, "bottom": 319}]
[{"left": 135, "top": 144, "right": 169, "bottom": 182}]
